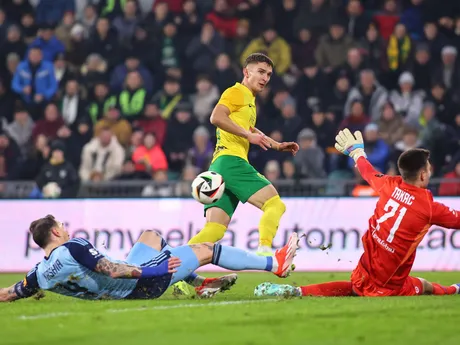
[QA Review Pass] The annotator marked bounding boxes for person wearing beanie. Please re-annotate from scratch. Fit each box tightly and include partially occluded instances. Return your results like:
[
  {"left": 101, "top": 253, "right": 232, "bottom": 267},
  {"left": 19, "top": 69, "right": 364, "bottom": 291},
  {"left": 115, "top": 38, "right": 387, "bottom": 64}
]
[
  {"left": 389, "top": 71, "right": 423, "bottom": 124},
  {"left": 293, "top": 128, "right": 326, "bottom": 179}
]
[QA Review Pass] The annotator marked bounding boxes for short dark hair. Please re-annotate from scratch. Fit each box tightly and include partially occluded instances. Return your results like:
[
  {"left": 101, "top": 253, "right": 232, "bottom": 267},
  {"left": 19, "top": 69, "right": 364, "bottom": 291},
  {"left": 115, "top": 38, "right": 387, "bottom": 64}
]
[
  {"left": 29, "top": 215, "right": 58, "bottom": 248},
  {"left": 397, "top": 148, "right": 430, "bottom": 181},
  {"left": 243, "top": 53, "right": 274, "bottom": 69}
]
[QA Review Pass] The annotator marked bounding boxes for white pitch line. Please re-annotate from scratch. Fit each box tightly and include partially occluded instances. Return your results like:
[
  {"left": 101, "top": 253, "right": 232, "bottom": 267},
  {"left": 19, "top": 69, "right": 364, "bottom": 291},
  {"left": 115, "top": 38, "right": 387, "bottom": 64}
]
[{"left": 18, "top": 299, "right": 278, "bottom": 321}]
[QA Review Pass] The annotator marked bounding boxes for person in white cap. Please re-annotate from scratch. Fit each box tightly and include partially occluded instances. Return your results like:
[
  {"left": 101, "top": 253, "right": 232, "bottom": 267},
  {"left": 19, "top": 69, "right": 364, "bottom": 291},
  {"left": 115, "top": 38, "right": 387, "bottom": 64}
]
[
  {"left": 433, "top": 45, "right": 460, "bottom": 90},
  {"left": 389, "top": 71, "right": 423, "bottom": 125}
]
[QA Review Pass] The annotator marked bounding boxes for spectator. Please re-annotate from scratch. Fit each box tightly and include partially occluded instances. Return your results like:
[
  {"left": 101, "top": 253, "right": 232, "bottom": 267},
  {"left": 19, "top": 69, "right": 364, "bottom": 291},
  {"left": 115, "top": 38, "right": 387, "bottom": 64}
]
[
  {"left": 143, "top": 0, "right": 172, "bottom": 41},
  {"left": 241, "top": 27, "right": 292, "bottom": 76},
  {"left": 80, "top": 4, "right": 98, "bottom": 38},
  {"left": 79, "top": 127, "right": 125, "bottom": 181},
  {"left": 345, "top": 0, "right": 370, "bottom": 40},
  {"left": 155, "top": 21, "right": 182, "bottom": 72},
  {"left": 418, "top": 101, "right": 445, "bottom": 155},
  {"left": 80, "top": 54, "right": 109, "bottom": 92},
  {"left": 0, "top": 79, "right": 16, "bottom": 124},
  {"left": 59, "top": 79, "right": 87, "bottom": 131},
  {"left": 278, "top": 97, "right": 303, "bottom": 142},
  {"left": 273, "top": 0, "right": 299, "bottom": 43},
  {"left": 432, "top": 46, "right": 460, "bottom": 92},
  {"left": 233, "top": 19, "right": 251, "bottom": 61},
  {"left": 110, "top": 55, "right": 153, "bottom": 94},
  {"left": 94, "top": 105, "right": 132, "bottom": 147},
  {"left": 340, "top": 100, "right": 369, "bottom": 133},
  {"left": 2, "top": 53, "right": 21, "bottom": 94},
  {"left": 389, "top": 72, "right": 423, "bottom": 125},
  {"left": 35, "top": 140, "right": 79, "bottom": 198},
  {"left": 86, "top": 17, "right": 121, "bottom": 69},
  {"left": 66, "top": 24, "right": 88, "bottom": 67},
  {"left": 282, "top": 159, "right": 296, "bottom": 180},
  {"left": 86, "top": 82, "right": 116, "bottom": 125},
  {"left": 387, "top": 23, "right": 413, "bottom": 75},
  {"left": 54, "top": 52, "right": 77, "bottom": 93},
  {"left": 292, "top": 27, "right": 318, "bottom": 73},
  {"left": 163, "top": 102, "right": 198, "bottom": 172},
  {"left": 426, "top": 82, "right": 457, "bottom": 127},
  {"left": 55, "top": 11, "right": 76, "bottom": 52},
  {"left": 142, "top": 170, "right": 173, "bottom": 197},
  {"left": 117, "top": 71, "right": 148, "bottom": 121},
  {"left": 151, "top": 77, "right": 183, "bottom": 120},
  {"left": 20, "top": 12, "right": 38, "bottom": 45},
  {"left": 177, "top": 0, "right": 203, "bottom": 45},
  {"left": 17, "top": 134, "right": 49, "bottom": 180},
  {"left": 4, "top": 0, "right": 33, "bottom": 25},
  {"left": 175, "top": 164, "right": 198, "bottom": 196},
  {"left": 410, "top": 44, "right": 433, "bottom": 93},
  {"left": 214, "top": 53, "right": 239, "bottom": 93},
  {"left": 294, "top": 0, "right": 331, "bottom": 36},
  {"left": 336, "top": 48, "right": 364, "bottom": 87},
  {"left": 391, "top": 127, "right": 422, "bottom": 174},
  {"left": 28, "top": 24, "right": 65, "bottom": 62},
  {"left": 438, "top": 161, "right": 460, "bottom": 196},
  {"left": 400, "top": 0, "right": 425, "bottom": 40},
  {"left": 373, "top": 0, "right": 400, "bottom": 40},
  {"left": 359, "top": 22, "right": 385, "bottom": 73},
  {"left": 315, "top": 19, "right": 355, "bottom": 72},
  {"left": 134, "top": 103, "right": 167, "bottom": 146},
  {"left": 126, "top": 127, "right": 143, "bottom": 158},
  {"left": 324, "top": 72, "right": 351, "bottom": 125},
  {"left": 205, "top": 0, "right": 238, "bottom": 39},
  {"left": 186, "top": 21, "right": 225, "bottom": 74},
  {"left": 127, "top": 24, "right": 156, "bottom": 72},
  {"left": 35, "top": 0, "right": 75, "bottom": 25},
  {"left": 309, "top": 109, "right": 336, "bottom": 152},
  {"left": 132, "top": 132, "right": 168, "bottom": 173},
  {"left": 191, "top": 75, "right": 219, "bottom": 124},
  {"left": 349, "top": 123, "right": 389, "bottom": 173},
  {"left": 98, "top": 0, "right": 141, "bottom": 20},
  {"left": 423, "top": 21, "right": 448, "bottom": 65},
  {"left": 293, "top": 128, "right": 326, "bottom": 179},
  {"left": 115, "top": 158, "right": 151, "bottom": 180},
  {"left": 12, "top": 47, "right": 58, "bottom": 118},
  {"left": 112, "top": 0, "right": 140, "bottom": 46},
  {"left": 264, "top": 160, "right": 281, "bottom": 183},
  {"left": 377, "top": 101, "right": 404, "bottom": 146},
  {"left": 0, "top": 131, "right": 20, "bottom": 180},
  {"left": 0, "top": 25, "right": 27, "bottom": 68},
  {"left": 4, "top": 107, "right": 34, "bottom": 156},
  {"left": 344, "top": 69, "right": 388, "bottom": 122},
  {"left": 186, "top": 126, "right": 213, "bottom": 172},
  {"left": 31, "top": 103, "right": 65, "bottom": 142}
]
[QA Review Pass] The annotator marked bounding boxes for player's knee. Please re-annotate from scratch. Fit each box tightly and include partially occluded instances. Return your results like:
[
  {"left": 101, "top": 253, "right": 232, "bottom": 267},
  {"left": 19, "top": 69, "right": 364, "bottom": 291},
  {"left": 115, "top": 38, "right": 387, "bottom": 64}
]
[
  {"left": 189, "top": 243, "right": 214, "bottom": 264},
  {"left": 138, "top": 230, "right": 164, "bottom": 249},
  {"left": 263, "top": 195, "right": 286, "bottom": 215}
]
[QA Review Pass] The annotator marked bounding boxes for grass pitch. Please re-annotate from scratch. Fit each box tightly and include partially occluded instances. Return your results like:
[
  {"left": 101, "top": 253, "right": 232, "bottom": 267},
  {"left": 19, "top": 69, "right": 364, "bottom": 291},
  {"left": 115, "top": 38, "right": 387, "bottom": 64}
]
[{"left": 0, "top": 272, "right": 459, "bottom": 345}]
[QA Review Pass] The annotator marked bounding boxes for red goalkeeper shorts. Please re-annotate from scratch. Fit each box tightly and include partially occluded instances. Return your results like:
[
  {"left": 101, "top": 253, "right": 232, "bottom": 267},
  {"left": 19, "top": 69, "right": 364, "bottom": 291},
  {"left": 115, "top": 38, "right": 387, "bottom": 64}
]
[{"left": 351, "top": 264, "right": 424, "bottom": 297}]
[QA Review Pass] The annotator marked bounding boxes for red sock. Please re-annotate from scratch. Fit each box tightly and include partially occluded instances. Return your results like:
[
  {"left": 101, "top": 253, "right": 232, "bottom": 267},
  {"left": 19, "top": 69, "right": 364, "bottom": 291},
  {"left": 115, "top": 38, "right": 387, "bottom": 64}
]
[
  {"left": 431, "top": 283, "right": 458, "bottom": 295},
  {"left": 300, "top": 281, "right": 353, "bottom": 297}
]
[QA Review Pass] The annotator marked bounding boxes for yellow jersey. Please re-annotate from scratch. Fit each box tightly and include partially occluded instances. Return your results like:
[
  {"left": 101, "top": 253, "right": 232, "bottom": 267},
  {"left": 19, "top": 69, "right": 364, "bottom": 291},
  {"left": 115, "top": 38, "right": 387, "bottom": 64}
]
[{"left": 212, "top": 82, "right": 256, "bottom": 163}]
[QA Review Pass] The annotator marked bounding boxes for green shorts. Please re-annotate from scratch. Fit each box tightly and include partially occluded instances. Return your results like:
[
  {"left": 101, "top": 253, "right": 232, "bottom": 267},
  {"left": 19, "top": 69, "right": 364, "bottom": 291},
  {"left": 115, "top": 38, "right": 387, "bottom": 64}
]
[{"left": 204, "top": 155, "right": 271, "bottom": 218}]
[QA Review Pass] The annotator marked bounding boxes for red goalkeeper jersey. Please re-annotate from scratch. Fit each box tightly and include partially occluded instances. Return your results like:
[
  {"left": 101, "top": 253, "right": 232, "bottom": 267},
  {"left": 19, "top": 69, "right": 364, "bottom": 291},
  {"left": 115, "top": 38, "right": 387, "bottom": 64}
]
[{"left": 355, "top": 157, "right": 460, "bottom": 289}]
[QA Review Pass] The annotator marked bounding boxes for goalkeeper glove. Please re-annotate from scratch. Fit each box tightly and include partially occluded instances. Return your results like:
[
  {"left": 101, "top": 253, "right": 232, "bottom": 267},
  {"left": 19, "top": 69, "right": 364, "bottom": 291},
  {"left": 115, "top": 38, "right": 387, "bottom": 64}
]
[{"left": 335, "top": 128, "right": 367, "bottom": 162}]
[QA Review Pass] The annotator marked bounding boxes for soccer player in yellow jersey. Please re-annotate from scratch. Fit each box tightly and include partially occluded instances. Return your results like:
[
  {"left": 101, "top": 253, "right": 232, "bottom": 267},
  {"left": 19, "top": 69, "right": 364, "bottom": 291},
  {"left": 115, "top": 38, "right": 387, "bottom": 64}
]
[{"left": 188, "top": 53, "right": 299, "bottom": 254}]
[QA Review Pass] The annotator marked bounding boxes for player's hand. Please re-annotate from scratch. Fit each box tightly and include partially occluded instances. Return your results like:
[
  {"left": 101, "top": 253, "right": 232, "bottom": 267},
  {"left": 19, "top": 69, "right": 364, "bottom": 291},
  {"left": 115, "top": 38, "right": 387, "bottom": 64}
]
[
  {"left": 278, "top": 142, "right": 299, "bottom": 156},
  {"left": 167, "top": 257, "right": 182, "bottom": 273},
  {"left": 247, "top": 132, "right": 271, "bottom": 151},
  {"left": 335, "top": 128, "right": 366, "bottom": 161}
]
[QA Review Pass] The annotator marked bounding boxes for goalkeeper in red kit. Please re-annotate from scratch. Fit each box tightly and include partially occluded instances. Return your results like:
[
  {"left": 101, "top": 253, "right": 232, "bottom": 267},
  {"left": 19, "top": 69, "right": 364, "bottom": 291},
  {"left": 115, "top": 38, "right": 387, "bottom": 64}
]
[{"left": 255, "top": 128, "right": 460, "bottom": 297}]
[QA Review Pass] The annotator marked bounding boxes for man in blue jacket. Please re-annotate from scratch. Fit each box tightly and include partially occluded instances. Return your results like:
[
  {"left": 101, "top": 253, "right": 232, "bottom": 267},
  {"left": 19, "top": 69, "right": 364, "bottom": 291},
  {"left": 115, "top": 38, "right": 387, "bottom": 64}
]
[
  {"left": 12, "top": 47, "right": 57, "bottom": 118},
  {"left": 27, "top": 24, "right": 65, "bottom": 62}
]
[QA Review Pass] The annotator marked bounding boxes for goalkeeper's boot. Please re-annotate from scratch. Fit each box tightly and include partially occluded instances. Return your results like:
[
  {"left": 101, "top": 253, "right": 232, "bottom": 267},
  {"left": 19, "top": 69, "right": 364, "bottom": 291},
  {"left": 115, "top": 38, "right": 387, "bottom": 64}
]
[
  {"left": 254, "top": 282, "right": 301, "bottom": 297},
  {"left": 195, "top": 273, "right": 238, "bottom": 298},
  {"left": 273, "top": 232, "right": 299, "bottom": 278},
  {"left": 451, "top": 284, "right": 460, "bottom": 294},
  {"left": 256, "top": 245, "right": 273, "bottom": 257}
]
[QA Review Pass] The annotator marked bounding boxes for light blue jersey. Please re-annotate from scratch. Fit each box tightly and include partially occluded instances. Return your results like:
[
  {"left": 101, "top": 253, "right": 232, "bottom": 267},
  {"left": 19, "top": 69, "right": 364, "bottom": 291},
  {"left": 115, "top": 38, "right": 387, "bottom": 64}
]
[{"left": 15, "top": 238, "right": 171, "bottom": 300}]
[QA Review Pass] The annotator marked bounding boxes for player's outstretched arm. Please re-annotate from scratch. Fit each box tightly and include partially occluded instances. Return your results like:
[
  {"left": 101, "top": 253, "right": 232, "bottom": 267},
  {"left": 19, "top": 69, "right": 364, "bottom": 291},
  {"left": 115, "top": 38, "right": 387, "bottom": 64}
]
[
  {"left": 335, "top": 128, "right": 388, "bottom": 192},
  {"left": 94, "top": 257, "right": 181, "bottom": 279},
  {"left": 252, "top": 127, "right": 299, "bottom": 155},
  {"left": 0, "top": 285, "right": 21, "bottom": 302},
  {"left": 210, "top": 105, "right": 271, "bottom": 150}
]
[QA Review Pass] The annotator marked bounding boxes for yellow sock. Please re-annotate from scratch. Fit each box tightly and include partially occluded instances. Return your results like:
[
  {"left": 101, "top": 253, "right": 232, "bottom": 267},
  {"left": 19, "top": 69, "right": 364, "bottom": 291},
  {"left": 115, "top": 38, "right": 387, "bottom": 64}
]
[
  {"left": 188, "top": 222, "right": 227, "bottom": 244},
  {"left": 259, "top": 195, "right": 286, "bottom": 247}
]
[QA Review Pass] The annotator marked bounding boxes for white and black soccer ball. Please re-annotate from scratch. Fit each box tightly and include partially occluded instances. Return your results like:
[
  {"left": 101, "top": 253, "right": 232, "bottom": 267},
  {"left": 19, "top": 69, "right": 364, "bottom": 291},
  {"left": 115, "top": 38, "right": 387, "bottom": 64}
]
[
  {"left": 191, "top": 171, "right": 225, "bottom": 205},
  {"left": 42, "top": 182, "right": 62, "bottom": 199}
]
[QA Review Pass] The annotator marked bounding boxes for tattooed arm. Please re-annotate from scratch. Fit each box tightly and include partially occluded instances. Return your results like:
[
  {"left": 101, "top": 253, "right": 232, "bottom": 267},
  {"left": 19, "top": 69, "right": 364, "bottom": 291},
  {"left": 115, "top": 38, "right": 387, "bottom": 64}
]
[
  {"left": 0, "top": 285, "right": 20, "bottom": 302},
  {"left": 94, "top": 258, "right": 142, "bottom": 279}
]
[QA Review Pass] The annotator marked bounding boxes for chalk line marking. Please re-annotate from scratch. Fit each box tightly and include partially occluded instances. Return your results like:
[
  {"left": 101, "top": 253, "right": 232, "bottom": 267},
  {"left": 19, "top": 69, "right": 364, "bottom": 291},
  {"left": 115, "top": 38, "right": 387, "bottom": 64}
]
[{"left": 18, "top": 299, "right": 278, "bottom": 320}]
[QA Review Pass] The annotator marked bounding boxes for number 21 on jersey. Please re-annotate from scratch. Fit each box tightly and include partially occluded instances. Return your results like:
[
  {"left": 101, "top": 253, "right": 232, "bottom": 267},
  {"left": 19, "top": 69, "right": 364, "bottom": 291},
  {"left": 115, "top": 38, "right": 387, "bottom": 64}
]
[{"left": 375, "top": 199, "right": 407, "bottom": 243}]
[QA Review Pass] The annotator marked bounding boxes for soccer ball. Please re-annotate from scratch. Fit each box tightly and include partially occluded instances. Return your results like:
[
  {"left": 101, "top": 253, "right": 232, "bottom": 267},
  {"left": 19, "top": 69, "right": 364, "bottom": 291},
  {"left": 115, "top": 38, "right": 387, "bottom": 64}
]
[
  {"left": 42, "top": 182, "right": 62, "bottom": 199},
  {"left": 191, "top": 171, "right": 225, "bottom": 205}
]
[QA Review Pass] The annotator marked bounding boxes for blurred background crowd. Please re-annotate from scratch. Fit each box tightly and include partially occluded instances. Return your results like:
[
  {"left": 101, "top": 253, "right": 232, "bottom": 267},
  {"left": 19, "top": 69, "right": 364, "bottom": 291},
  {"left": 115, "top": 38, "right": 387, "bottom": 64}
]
[{"left": 1, "top": 0, "right": 460, "bottom": 198}]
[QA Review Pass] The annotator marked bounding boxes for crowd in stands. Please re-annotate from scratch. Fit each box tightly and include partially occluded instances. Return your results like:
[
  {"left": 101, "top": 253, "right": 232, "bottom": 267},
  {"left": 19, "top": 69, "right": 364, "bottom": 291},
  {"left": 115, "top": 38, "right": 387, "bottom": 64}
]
[{"left": 1, "top": 0, "right": 460, "bottom": 197}]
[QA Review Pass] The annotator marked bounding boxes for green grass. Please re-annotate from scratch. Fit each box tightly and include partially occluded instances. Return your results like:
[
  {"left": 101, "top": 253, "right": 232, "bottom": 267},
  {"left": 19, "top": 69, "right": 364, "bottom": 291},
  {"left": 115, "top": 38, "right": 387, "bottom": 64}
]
[{"left": 0, "top": 272, "right": 459, "bottom": 345}]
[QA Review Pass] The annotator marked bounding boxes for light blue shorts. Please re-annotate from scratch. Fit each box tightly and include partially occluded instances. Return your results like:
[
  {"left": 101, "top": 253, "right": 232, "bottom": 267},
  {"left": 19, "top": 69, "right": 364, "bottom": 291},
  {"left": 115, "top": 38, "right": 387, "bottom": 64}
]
[{"left": 126, "top": 243, "right": 200, "bottom": 286}]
